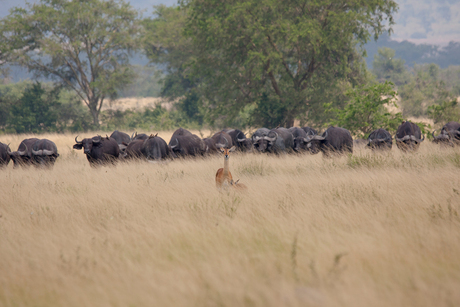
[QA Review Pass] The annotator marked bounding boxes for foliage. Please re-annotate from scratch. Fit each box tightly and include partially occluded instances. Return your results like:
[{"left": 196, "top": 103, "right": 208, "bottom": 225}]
[
  {"left": 100, "top": 104, "right": 200, "bottom": 131},
  {"left": 117, "top": 65, "right": 163, "bottom": 98},
  {"left": 326, "top": 82, "right": 403, "bottom": 138},
  {"left": 0, "top": 0, "right": 142, "bottom": 126},
  {"left": 143, "top": 5, "right": 196, "bottom": 99},
  {"left": 398, "top": 63, "right": 452, "bottom": 117},
  {"left": 7, "top": 82, "right": 60, "bottom": 133},
  {"left": 372, "top": 47, "right": 411, "bottom": 86},
  {"left": 182, "top": 0, "right": 398, "bottom": 127},
  {"left": 427, "top": 100, "right": 460, "bottom": 126}
]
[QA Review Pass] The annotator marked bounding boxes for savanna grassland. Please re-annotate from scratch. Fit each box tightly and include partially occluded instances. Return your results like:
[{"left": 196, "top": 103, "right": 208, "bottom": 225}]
[{"left": 1, "top": 131, "right": 460, "bottom": 307}]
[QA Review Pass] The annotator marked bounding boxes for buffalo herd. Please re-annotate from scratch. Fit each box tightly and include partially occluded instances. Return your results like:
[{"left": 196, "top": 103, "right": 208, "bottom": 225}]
[{"left": 1, "top": 121, "right": 460, "bottom": 168}]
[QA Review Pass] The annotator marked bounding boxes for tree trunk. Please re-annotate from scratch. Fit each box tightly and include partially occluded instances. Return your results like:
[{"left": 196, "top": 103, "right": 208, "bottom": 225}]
[
  {"left": 90, "top": 107, "right": 99, "bottom": 127},
  {"left": 285, "top": 114, "right": 295, "bottom": 128}
]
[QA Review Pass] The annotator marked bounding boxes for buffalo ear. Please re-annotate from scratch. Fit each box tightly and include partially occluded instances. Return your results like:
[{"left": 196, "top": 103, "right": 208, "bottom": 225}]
[{"left": 73, "top": 144, "right": 83, "bottom": 150}]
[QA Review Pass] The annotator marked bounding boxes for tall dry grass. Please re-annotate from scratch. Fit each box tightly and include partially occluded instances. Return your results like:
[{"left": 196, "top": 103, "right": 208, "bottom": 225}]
[{"left": 1, "top": 131, "right": 460, "bottom": 307}]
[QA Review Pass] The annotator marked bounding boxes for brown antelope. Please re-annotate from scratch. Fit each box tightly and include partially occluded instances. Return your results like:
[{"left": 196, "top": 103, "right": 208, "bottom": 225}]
[{"left": 215, "top": 146, "right": 236, "bottom": 189}]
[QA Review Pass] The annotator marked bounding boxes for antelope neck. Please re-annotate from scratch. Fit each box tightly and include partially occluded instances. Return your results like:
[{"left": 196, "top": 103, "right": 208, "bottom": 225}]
[{"left": 223, "top": 156, "right": 230, "bottom": 177}]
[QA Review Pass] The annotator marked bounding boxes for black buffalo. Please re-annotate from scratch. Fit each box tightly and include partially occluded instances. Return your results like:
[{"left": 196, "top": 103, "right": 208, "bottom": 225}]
[
  {"left": 110, "top": 130, "right": 131, "bottom": 145},
  {"left": 290, "top": 127, "right": 309, "bottom": 152},
  {"left": 0, "top": 142, "right": 11, "bottom": 167},
  {"left": 122, "top": 139, "right": 145, "bottom": 160},
  {"left": 256, "top": 128, "right": 294, "bottom": 153},
  {"left": 9, "top": 138, "right": 39, "bottom": 168},
  {"left": 203, "top": 138, "right": 218, "bottom": 154},
  {"left": 171, "top": 128, "right": 193, "bottom": 138},
  {"left": 73, "top": 135, "right": 120, "bottom": 166},
  {"left": 366, "top": 128, "right": 392, "bottom": 150},
  {"left": 303, "top": 126, "right": 353, "bottom": 156},
  {"left": 432, "top": 121, "right": 460, "bottom": 146},
  {"left": 131, "top": 132, "right": 149, "bottom": 141},
  {"left": 31, "top": 139, "right": 59, "bottom": 167},
  {"left": 142, "top": 134, "right": 174, "bottom": 160},
  {"left": 224, "top": 129, "right": 253, "bottom": 152},
  {"left": 395, "top": 121, "right": 424, "bottom": 152},
  {"left": 169, "top": 132, "right": 206, "bottom": 157},
  {"left": 301, "top": 126, "right": 318, "bottom": 136},
  {"left": 211, "top": 131, "right": 233, "bottom": 149},
  {"left": 251, "top": 128, "right": 271, "bottom": 152}
]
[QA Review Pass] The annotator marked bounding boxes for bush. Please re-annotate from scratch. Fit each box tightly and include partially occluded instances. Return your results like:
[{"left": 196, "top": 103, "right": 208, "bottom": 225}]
[{"left": 326, "top": 82, "right": 404, "bottom": 138}]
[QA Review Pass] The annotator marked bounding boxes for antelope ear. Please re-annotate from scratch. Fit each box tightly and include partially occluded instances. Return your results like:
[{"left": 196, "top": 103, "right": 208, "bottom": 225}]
[
  {"left": 229, "top": 146, "right": 236, "bottom": 152},
  {"left": 219, "top": 147, "right": 225, "bottom": 153}
]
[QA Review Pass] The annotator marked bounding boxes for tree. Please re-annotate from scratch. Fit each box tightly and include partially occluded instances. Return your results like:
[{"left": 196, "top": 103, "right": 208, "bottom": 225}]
[
  {"left": 0, "top": 0, "right": 141, "bottom": 126},
  {"left": 326, "top": 82, "right": 403, "bottom": 138},
  {"left": 8, "top": 82, "right": 61, "bottom": 133},
  {"left": 398, "top": 64, "right": 452, "bottom": 117},
  {"left": 183, "top": 0, "right": 398, "bottom": 127},
  {"left": 372, "top": 47, "right": 411, "bottom": 86},
  {"left": 427, "top": 100, "right": 460, "bottom": 126},
  {"left": 143, "top": 5, "right": 205, "bottom": 125}
]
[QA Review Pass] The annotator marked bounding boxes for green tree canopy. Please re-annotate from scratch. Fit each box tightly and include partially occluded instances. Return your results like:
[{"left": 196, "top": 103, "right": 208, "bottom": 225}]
[
  {"left": 0, "top": 0, "right": 142, "bottom": 126},
  {"left": 182, "top": 0, "right": 398, "bottom": 127},
  {"left": 326, "top": 81, "right": 403, "bottom": 138},
  {"left": 372, "top": 47, "right": 411, "bottom": 86}
]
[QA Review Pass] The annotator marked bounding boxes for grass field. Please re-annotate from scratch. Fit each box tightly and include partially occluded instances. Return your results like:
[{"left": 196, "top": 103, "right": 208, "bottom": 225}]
[{"left": 1, "top": 131, "right": 460, "bottom": 307}]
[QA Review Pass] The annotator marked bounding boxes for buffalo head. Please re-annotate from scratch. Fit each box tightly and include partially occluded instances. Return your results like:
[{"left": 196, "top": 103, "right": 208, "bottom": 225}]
[{"left": 73, "top": 135, "right": 102, "bottom": 154}]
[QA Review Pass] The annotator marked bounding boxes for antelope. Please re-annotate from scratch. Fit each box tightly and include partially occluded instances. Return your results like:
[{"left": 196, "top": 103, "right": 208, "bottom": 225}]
[{"left": 215, "top": 146, "right": 236, "bottom": 189}]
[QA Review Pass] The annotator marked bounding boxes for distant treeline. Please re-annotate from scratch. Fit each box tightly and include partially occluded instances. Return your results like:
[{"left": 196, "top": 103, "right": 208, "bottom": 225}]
[{"left": 364, "top": 33, "right": 460, "bottom": 69}]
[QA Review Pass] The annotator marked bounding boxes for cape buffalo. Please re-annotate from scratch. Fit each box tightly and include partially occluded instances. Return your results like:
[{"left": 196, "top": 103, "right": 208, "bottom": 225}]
[
  {"left": 169, "top": 133, "right": 206, "bottom": 157},
  {"left": 142, "top": 134, "right": 174, "bottom": 160},
  {"left": 110, "top": 130, "right": 131, "bottom": 145},
  {"left": 290, "top": 127, "right": 309, "bottom": 152},
  {"left": 203, "top": 138, "right": 218, "bottom": 154},
  {"left": 224, "top": 129, "right": 253, "bottom": 152},
  {"left": 171, "top": 128, "right": 193, "bottom": 138},
  {"left": 73, "top": 135, "right": 120, "bottom": 166},
  {"left": 304, "top": 126, "right": 353, "bottom": 156},
  {"left": 395, "top": 121, "right": 424, "bottom": 152},
  {"left": 31, "top": 139, "right": 59, "bottom": 167},
  {"left": 0, "top": 142, "right": 11, "bottom": 167},
  {"left": 259, "top": 128, "right": 294, "bottom": 153},
  {"left": 432, "top": 121, "right": 460, "bottom": 146},
  {"left": 211, "top": 131, "right": 233, "bottom": 149},
  {"left": 131, "top": 132, "right": 149, "bottom": 141},
  {"left": 251, "top": 128, "right": 271, "bottom": 152},
  {"left": 121, "top": 139, "right": 145, "bottom": 160},
  {"left": 366, "top": 128, "right": 392, "bottom": 150},
  {"left": 301, "top": 126, "right": 318, "bottom": 136},
  {"left": 9, "top": 138, "right": 39, "bottom": 168}
]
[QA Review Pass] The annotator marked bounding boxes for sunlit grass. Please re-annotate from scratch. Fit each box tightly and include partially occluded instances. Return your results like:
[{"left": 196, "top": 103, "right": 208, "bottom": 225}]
[{"left": 0, "top": 131, "right": 459, "bottom": 307}]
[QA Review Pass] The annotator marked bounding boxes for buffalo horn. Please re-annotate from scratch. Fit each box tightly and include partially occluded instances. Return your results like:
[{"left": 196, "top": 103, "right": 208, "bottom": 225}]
[
  {"left": 170, "top": 138, "right": 179, "bottom": 149},
  {"left": 93, "top": 135, "right": 102, "bottom": 144},
  {"left": 432, "top": 130, "right": 437, "bottom": 139},
  {"left": 237, "top": 137, "right": 246, "bottom": 143},
  {"left": 252, "top": 136, "right": 261, "bottom": 142},
  {"left": 32, "top": 149, "right": 54, "bottom": 156},
  {"left": 395, "top": 135, "right": 410, "bottom": 142},
  {"left": 18, "top": 143, "right": 28, "bottom": 156},
  {"left": 75, "top": 135, "right": 82, "bottom": 144},
  {"left": 311, "top": 131, "right": 327, "bottom": 141},
  {"left": 264, "top": 132, "right": 277, "bottom": 142}
]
